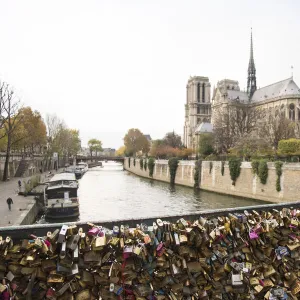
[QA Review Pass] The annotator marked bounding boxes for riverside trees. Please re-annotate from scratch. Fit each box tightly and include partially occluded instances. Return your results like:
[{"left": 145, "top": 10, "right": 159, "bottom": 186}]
[
  {"left": 0, "top": 79, "right": 81, "bottom": 180},
  {"left": 123, "top": 128, "right": 150, "bottom": 156},
  {"left": 88, "top": 139, "right": 103, "bottom": 157}
]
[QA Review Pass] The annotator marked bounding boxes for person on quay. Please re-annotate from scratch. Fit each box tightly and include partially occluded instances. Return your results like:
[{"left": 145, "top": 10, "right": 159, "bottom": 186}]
[
  {"left": 6, "top": 198, "right": 13, "bottom": 211},
  {"left": 18, "top": 180, "right": 21, "bottom": 192}
]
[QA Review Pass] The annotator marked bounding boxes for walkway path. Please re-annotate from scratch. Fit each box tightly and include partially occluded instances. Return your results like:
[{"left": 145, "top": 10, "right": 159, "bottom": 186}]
[{"left": 0, "top": 169, "right": 62, "bottom": 227}]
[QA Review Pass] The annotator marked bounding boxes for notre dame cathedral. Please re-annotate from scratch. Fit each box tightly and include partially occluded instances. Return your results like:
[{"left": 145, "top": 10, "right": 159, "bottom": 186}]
[{"left": 183, "top": 30, "right": 300, "bottom": 150}]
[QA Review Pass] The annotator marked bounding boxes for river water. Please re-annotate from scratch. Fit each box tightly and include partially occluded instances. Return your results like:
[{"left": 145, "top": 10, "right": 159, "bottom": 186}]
[
  {"left": 77, "top": 161, "right": 264, "bottom": 222},
  {"left": 37, "top": 161, "right": 264, "bottom": 223}
]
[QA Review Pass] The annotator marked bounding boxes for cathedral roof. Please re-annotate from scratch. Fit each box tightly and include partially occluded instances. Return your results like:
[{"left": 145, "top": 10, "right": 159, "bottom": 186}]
[
  {"left": 251, "top": 77, "right": 300, "bottom": 102},
  {"left": 195, "top": 122, "right": 213, "bottom": 134},
  {"left": 227, "top": 90, "right": 249, "bottom": 103}
]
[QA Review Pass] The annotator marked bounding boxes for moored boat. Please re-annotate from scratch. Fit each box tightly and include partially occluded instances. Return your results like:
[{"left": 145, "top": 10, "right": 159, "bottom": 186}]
[
  {"left": 45, "top": 173, "right": 79, "bottom": 220},
  {"left": 77, "top": 161, "right": 88, "bottom": 173}
]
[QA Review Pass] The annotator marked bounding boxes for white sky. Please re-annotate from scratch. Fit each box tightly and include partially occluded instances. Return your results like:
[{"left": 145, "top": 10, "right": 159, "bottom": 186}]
[{"left": 0, "top": 0, "right": 299, "bottom": 149}]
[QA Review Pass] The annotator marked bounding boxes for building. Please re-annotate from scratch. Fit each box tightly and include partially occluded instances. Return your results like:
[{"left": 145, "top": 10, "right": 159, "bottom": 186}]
[
  {"left": 211, "top": 30, "right": 300, "bottom": 126},
  {"left": 99, "top": 148, "right": 116, "bottom": 157},
  {"left": 183, "top": 76, "right": 212, "bottom": 149},
  {"left": 183, "top": 30, "right": 300, "bottom": 150}
]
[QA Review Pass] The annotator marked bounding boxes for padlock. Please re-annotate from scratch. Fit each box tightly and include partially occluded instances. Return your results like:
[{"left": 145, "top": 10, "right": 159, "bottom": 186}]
[
  {"left": 66, "top": 234, "right": 80, "bottom": 250},
  {"left": 58, "top": 225, "right": 68, "bottom": 243}
]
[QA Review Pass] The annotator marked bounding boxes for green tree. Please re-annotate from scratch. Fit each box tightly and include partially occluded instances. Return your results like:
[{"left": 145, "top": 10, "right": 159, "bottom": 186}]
[
  {"left": 88, "top": 138, "right": 103, "bottom": 157},
  {"left": 198, "top": 133, "right": 214, "bottom": 157}
]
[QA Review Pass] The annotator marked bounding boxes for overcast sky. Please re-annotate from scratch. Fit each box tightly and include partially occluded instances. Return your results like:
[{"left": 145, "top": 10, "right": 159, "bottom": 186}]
[{"left": 0, "top": 0, "right": 299, "bottom": 149}]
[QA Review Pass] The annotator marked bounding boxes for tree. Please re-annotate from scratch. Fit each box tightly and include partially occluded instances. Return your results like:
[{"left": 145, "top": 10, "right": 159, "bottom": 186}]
[
  {"left": 258, "top": 114, "right": 296, "bottom": 150},
  {"left": 230, "top": 135, "right": 273, "bottom": 159},
  {"left": 56, "top": 128, "right": 81, "bottom": 157},
  {"left": 162, "top": 131, "right": 183, "bottom": 148},
  {"left": 123, "top": 128, "right": 149, "bottom": 156},
  {"left": 213, "top": 103, "right": 265, "bottom": 153},
  {"left": 46, "top": 114, "right": 65, "bottom": 156},
  {"left": 116, "top": 146, "right": 126, "bottom": 156},
  {"left": 11, "top": 107, "right": 47, "bottom": 153},
  {"left": 198, "top": 133, "right": 214, "bottom": 157},
  {"left": 0, "top": 82, "right": 23, "bottom": 181},
  {"left": 88, "top": 139, "right": 103, "bottom": 157}
]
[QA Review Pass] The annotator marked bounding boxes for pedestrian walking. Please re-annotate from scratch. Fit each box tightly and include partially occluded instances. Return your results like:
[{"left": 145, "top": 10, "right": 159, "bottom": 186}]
[
  {"left": 18, "top": 179, "right": 22, "bottom": 192},
  {"left": 6, "top": 197, "right": 13, "bottom": 211}
]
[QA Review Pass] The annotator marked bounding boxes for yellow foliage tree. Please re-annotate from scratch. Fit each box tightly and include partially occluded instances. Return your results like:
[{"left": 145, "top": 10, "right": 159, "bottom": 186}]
[{"left": 116, "top": 146, "right": 126, "bottom": 156}]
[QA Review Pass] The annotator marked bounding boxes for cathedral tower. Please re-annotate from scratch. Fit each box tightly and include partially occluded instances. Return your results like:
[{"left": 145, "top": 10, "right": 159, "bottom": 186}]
[
  {"left": 183, "top": 76, "right": 211, "bottom": 148},
  {"left": 247, "top": 29, "right": 257, "bottom": 99}
]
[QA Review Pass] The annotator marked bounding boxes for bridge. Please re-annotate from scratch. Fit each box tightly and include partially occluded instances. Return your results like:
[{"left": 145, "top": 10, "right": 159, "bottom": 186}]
[{"left": 75, "top": 156, "right": 125, "bottom": 163}]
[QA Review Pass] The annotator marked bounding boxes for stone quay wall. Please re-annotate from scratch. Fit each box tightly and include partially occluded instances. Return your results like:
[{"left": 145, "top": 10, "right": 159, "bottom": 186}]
[
  {"left": 124, "top": 158, "right": 300, "bottom": 203},
  {"left": 124, "top": 158, "right": 195, "bottom": 187}
]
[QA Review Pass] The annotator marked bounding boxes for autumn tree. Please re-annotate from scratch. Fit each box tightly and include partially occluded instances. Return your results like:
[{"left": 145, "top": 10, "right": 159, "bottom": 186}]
[
  {"left": 116, "top": 146, "right": 126, "bottom": 156},
  {"left": 258, "top": 114, "right": 296, "bottom": 150},
  {"left": 88, "top": 139, "right": 103, "bottom": 157},
  {"left": 11, "top": 107, "right": 47, "bottom": 153},
  {"left": 123, "top": 128, "right": 149, "bottom": 156}
]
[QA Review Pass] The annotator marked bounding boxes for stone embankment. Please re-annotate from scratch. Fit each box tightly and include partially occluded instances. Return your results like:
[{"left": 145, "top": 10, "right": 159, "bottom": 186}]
[
  {"left": 124, "top": 158, "right": 300, "bottom": 203},
  {"left": 0, "top": 170, "right": 63, "bottom": 227},
  {"left": 0, "top": 203, "right": 299, "bottom": 299}
]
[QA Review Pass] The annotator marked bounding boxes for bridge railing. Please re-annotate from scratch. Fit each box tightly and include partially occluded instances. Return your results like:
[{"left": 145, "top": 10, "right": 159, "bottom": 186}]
[{"left": 0, "top": 201, "right": 299, "bottom": 240}]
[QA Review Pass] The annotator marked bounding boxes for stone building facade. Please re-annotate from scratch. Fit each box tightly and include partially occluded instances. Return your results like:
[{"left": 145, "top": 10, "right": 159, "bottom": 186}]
[
  {"left": 183, "top": 76, "right": 211, "bottom": 149},
  {"left": 211, "top": 31, "right": 300, "bottom": 128},
  {"left": 183, "top": 30, "right": 300, "bottom": 149}
]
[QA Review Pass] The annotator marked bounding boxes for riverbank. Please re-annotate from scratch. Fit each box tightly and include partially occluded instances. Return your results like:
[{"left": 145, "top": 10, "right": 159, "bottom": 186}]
[
  {"left": 0, "top": 169, "right": 63, "bottom": 227},
  {"left": 124, "top": 158, "right": 300, "bottom": 203}
]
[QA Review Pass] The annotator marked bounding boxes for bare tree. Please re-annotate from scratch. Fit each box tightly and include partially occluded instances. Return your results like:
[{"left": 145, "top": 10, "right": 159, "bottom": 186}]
[
  {"left": 213, "top": 103, "right": 265, "bottom": 153},
  {"left": 1, "top": 82, "right": 23, "bottom": 181},
  {"left": 0, "top": 82, "right": 8, "bottom": 139},
  {"left": 258, "top": 114, "right": 296, "bottom": 150}
]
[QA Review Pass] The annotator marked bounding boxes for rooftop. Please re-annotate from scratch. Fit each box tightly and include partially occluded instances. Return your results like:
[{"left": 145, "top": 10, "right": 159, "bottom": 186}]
[{"left": 251, "top": 77, "right": 300, "bottom": 102}]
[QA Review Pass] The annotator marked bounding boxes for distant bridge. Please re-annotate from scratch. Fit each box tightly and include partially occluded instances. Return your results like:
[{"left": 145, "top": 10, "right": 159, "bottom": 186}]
[{"left": 75, "top": 156, "right": 125, "bottom": 163}]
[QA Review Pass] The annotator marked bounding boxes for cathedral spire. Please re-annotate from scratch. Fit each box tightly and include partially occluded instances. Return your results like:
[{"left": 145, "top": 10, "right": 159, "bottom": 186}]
[{"left": 247, "top": 28, "right": 257, "bottom": 99}]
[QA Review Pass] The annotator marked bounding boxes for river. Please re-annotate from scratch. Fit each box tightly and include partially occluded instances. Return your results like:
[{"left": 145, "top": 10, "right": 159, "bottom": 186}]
[
  {"left": 78, "top": 161, "right": 264, "bottom": 221},
  {"left": 37, "top": 161, "right": 265, "bottom": 223}
]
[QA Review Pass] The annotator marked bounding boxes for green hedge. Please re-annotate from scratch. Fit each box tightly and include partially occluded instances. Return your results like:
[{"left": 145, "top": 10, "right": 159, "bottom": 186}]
[
  {"left": 144, "top": 160, "right": 147, "bottom": 171},
  {"left": 148, "top": 158, "right": 155, "bottom": 177},
  {"left": 251, "top": 159, "right": 259, "bottom": 175},
  {"left": 139, "top": 158, "right": 143, "bottom": 170},
  {"left": 221, "top": 161, "right": 225, "bottom": 176},
  {"left": 278, "top": 138, "right": 300, "bottom": 155},
  {"left": 275, "top": 161, "right": 283, "bottom": 192},
  {"left": 228, "top": 158, "right": 242, "bottom": 186},
  {"left": 194, "top": 160, "right": 202, "bottom": 188},
  {"left": 168, "top": 157, "right": 179, "bottom": 185},
  {"left": 258, "top": 159, "right": 268, "bottom": 184}
]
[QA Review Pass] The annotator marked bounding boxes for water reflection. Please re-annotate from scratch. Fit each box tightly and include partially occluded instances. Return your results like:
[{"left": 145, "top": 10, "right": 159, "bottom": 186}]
[{"left": 39, "top": 161, "right": 266, "bottom": 223}]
